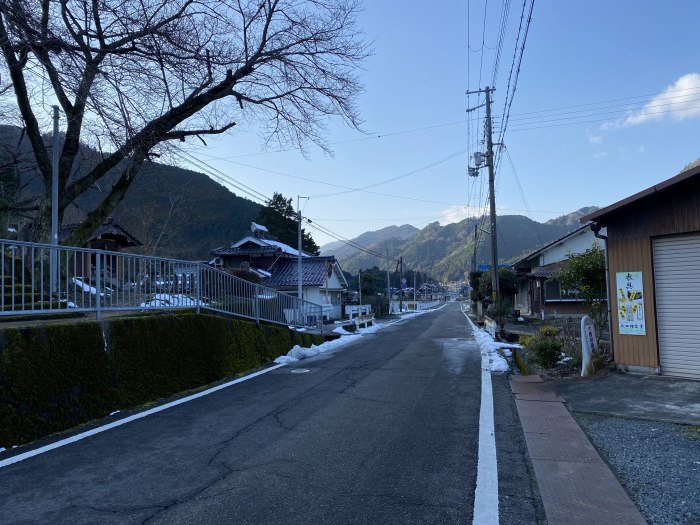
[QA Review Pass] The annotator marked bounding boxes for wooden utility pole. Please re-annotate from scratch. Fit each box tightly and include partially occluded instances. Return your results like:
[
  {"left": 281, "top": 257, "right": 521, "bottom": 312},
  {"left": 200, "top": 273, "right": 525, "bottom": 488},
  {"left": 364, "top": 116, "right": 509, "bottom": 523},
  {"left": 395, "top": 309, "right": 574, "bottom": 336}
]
[
  {"left": 485, "top": 87, "right": 499, "bottom": 302},
  {"left": 472, "top": 224, "right": 478, "bottom": 274},
  {"left": 466, "top": 86, "right": 498, "bottom": 302}
]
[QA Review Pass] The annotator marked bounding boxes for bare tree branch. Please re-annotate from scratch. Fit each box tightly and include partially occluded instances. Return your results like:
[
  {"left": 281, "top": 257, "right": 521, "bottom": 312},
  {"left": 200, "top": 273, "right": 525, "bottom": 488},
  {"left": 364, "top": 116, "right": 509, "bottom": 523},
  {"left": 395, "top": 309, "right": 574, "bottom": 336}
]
[{"left": 0, "top": 0, "right": 369, "bottom": 244}]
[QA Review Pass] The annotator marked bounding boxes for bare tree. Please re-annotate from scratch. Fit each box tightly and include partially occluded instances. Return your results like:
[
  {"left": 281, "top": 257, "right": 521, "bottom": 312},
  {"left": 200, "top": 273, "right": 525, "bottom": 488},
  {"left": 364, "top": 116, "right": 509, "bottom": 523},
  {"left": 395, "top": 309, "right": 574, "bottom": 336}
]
[{"left": 0, "top": 0, "right": 368, "bottom": 244}]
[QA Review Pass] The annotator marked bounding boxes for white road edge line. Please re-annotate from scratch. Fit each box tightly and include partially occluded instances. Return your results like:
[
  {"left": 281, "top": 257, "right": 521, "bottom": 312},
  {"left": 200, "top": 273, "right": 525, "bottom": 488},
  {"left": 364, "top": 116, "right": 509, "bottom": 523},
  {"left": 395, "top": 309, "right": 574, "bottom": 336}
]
[
  {"left": 0, "top": 363, "right": 287, "bottom": 469},
  {"left": 463, "top": 307, "right": 499, "bottom": 525}
]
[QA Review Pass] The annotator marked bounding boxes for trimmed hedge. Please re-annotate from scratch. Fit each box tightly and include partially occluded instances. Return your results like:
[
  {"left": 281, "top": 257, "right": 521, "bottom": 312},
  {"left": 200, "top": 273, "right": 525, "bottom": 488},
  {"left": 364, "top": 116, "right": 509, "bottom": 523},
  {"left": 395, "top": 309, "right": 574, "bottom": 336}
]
[
  {"left": 0, "top": 323, "right": 110, "bottom": 446},
  {"left": 0, "top": 314, "right": 322, "bottom": 448}
]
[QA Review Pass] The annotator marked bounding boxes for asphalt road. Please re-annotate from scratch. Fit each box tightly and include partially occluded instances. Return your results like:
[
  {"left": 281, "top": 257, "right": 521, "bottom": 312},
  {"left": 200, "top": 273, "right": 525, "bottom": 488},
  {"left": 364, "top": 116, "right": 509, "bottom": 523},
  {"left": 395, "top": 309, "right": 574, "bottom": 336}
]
[{"left": 0, "top": 302, "right": 544, "bottom": 524}]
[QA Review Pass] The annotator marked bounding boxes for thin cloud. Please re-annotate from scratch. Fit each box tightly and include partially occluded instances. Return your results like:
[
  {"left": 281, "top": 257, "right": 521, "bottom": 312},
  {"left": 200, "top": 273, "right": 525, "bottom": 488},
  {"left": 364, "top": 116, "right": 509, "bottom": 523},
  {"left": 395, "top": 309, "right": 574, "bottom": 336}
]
[
  {"left": 440, "top": 205, "right": 484, "bottom": 224},
  {"left": 585, "top": 129, "right": 604, "bottom": 144},
  {"left": 606, "top": 73, "right": 700, "bottom": 129}
]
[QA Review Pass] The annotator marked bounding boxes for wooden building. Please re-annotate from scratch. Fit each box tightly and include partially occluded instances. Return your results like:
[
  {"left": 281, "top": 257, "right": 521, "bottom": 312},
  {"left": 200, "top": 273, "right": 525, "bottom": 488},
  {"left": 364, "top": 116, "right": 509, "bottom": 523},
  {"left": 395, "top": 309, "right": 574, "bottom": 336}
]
[
  {"left": 60, "top": 218, "right": 141, "bottom": 280},
  {"left": 583, "top": 161, "right": 700, "bottom": 379}
]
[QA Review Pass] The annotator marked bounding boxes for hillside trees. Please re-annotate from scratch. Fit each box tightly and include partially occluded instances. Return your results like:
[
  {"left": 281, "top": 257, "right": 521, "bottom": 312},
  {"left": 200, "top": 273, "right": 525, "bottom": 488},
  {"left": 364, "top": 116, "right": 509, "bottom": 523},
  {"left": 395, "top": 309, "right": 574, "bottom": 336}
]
[
  {"left": 0, "top": 0, "right": 368, "bottom": 244},
  {"left": 256, "top": 192, "right": 320, "bottom": 254}
]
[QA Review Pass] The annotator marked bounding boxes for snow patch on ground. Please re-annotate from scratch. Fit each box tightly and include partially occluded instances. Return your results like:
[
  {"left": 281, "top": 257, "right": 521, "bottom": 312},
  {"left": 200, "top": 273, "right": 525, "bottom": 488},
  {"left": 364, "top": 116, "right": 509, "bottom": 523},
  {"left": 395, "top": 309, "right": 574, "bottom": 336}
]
[
  {"left": 273, "top": 308, "right": 437, "bottom": 364},
  {"left": 139, "top": 294, "right": 198, "bottom": 307},
  {"left": 469, "top": 318, "right": 521, "bottom": 373}
]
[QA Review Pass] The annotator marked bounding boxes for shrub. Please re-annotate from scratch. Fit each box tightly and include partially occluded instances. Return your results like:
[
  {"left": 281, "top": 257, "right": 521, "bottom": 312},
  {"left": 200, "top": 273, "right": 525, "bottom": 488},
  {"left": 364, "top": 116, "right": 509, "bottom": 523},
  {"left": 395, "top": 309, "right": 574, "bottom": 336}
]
[
  {"left": 539, "top": 326, "right": 559, "bottom": 338},
  {"left": 529, "top": 335, "right": 563, "bottom": 368},
  {"left": 518, "top": 334, "right": 534, "bottom": 348}
]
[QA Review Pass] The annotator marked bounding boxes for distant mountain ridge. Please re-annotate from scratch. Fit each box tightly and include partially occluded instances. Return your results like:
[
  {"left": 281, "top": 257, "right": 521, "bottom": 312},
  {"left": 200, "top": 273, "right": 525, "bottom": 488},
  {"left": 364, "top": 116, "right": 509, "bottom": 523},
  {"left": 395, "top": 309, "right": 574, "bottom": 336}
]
[
  {"left": 320, "top": 224, "right": 419, "bottom": 260},
  {"left": 320, "top": 207, "right": 598, "bottom": 282}
]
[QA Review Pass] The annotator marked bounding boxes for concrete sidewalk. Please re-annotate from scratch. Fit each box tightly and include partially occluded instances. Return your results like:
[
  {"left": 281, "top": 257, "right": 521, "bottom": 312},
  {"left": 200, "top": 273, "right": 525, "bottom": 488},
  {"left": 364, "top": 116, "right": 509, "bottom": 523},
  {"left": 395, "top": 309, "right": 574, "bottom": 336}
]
[
  {"left": 547, "top": 368, "right": 700, "bottom": 426},
  {"left": 511, "top": 375, "right": 648, "bottom": 525}
]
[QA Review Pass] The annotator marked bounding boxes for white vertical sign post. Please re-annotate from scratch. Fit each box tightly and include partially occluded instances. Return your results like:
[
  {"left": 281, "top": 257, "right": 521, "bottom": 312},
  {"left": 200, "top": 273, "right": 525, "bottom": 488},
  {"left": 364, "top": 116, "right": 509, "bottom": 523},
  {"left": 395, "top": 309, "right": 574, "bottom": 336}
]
[{"left": 580, "top": 315, "right": 597, "bottom": 377}]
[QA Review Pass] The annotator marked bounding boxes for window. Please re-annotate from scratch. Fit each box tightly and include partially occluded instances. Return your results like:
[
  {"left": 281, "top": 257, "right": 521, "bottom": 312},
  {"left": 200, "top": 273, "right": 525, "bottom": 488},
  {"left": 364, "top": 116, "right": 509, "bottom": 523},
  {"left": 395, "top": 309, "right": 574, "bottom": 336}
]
[{"left": 544, "top": 279, "right": 580, "bottom": 302}]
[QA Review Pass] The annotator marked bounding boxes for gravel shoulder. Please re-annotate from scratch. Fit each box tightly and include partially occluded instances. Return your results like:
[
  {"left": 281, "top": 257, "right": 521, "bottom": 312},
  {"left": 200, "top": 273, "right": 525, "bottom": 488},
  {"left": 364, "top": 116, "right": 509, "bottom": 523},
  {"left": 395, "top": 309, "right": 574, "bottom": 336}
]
[{"left": 572, "top": 413, "right": 700, "bottom": 525}]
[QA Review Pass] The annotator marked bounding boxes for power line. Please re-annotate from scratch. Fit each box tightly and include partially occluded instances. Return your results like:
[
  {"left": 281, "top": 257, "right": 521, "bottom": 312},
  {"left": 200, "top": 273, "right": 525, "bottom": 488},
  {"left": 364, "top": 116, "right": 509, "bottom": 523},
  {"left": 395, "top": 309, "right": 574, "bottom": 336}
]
[
  {"left": 508, "top": 85, "right": 700, "bottom": 118},
  {"left": 503, "top": 145, "right": 543, "bottom": 245},
  {"left": 306, "top": 220, "right": 391, "bottom": 261},
  {"left": 310, "top": 146, "right": 469, "bottom": 198},
  {"left": 505, "top": 103, "right": 700, "bottom": 131},
  {"left": 491, "top": 0, "right": 512, "bottom": 87},
  {"left": 171, "top": 150, "right": 395, "bottom": 261},
  {"left": 504, "top": 96, "right": 700, "bottom": 127},
  {"left": 496, "top": 0, "right": 535, "bottom": 151}
]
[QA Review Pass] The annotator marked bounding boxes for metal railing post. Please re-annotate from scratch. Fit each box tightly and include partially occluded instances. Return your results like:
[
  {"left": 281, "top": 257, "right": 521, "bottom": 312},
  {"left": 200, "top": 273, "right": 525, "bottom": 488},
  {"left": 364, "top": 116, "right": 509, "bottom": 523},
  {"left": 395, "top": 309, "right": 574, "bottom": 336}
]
[
  {"left": 254, "top": 284, "right": 260, "bottom": 323},
  {"left": 95, "top": 251, "right": 101, "bottom": 320},
  {"left": 196, "top": 263, "right": 202, "bottom": 314},
  {"left": 320, "top": 304, "right": 324, "bottom": 336}
]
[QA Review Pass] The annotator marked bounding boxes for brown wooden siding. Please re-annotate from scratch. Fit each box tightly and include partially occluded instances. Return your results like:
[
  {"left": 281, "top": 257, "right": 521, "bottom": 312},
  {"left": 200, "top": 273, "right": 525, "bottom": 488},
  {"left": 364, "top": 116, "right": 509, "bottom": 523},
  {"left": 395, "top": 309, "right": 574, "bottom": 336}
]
[
  {"left": 601, "top": 175, "right": 700, "bottom": 370},
  {"left": 607, "top": 237, "right": 658, "bottom": 368},
  {"left": 605, "top": 176, "right": 700, "bottom": 240}
]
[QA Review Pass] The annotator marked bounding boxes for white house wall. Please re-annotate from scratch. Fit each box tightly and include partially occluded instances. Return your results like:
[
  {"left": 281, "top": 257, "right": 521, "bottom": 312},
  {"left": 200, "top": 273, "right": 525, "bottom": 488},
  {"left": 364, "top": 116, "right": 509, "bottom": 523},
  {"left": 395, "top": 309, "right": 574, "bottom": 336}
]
[{"left": 540, "top": 227, "right": 607, "bottom": 265}]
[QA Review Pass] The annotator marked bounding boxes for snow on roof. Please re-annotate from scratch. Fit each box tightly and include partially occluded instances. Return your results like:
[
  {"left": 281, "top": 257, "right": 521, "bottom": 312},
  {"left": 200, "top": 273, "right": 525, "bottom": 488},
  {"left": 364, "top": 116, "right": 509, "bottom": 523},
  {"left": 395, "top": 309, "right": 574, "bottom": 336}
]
[
  {"left": 251, "top": 222, "right": 269, "bottom": 233},
  {"left": 228, "top": 235, "right": 308, "bottom": 257},
  {"left": 250, "top": 267, "right": 272, "bottom": 278}
]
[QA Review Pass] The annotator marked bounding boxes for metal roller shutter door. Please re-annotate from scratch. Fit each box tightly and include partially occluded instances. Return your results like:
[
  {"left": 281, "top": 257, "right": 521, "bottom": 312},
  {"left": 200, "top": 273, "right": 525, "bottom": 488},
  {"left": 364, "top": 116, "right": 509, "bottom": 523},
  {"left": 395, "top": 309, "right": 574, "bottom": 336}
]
[{"left": 653, "top": 234, "right": 700, "bottom": 379}]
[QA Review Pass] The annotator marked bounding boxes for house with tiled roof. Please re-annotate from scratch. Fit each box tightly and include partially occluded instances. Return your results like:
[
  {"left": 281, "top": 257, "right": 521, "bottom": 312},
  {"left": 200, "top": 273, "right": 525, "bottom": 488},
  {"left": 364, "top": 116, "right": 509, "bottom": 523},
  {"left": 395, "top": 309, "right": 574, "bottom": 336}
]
[
  {"left": 211, "top": 223, "right": 348, "bottom": 320},
  {"left": 510, "top": 223, "right": 607, "bottom": 318},
  {"left": 265, "top": 256, "right": 348, "bottom": 320}
]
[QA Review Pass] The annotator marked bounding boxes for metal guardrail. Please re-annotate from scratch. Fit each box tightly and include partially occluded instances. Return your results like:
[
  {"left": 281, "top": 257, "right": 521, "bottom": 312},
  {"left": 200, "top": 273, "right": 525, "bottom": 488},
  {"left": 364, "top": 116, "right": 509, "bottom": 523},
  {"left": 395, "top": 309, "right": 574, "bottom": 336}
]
[{"left": 0, "top": 239, "right": 323, "bottom": 328}]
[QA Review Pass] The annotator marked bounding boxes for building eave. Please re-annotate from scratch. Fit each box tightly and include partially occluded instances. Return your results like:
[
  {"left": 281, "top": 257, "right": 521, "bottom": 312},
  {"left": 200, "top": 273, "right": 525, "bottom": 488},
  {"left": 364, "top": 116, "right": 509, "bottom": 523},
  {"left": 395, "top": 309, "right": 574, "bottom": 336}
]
[{"left": 582, "top": 162, "right": 700, "bottom": 225}]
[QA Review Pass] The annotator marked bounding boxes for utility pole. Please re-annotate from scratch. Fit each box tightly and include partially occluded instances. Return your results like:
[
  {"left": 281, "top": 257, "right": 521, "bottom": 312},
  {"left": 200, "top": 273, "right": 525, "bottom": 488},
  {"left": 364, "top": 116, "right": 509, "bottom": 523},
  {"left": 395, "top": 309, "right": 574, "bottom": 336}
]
[
  {"left": 358, "top": 270, "right": 362, "bottom": 305},
  {"left": 413, "top": 270, "right": 416, "bottom": 302},
  {"left": 485, "top": 87, "right": 499, "bottom": 303},
  {"left": 386, "top": 249, "right": 391, "bottom": 314},
  {"left": 466, "top": 86, "right": 499, "bottom": 302},
  {"left": 297, "top": 195, "right": 307, "bottom": 325},
  {"left": 397, "top": 256, "right": 404, "bottom": 313},
  {"left": 50, "top": 106, "right": 59, "bottom": 295},
  {"left": 472, "top": 224, "right": 478, "bottom": 274}
]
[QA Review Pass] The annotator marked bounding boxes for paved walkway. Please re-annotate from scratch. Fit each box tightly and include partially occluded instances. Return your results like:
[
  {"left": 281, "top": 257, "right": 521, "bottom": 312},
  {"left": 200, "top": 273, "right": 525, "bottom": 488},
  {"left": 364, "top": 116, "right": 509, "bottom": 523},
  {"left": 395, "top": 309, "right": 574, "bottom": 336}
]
[
  {"left": 548, "top": 368, "right": 700, "bottom": 426},
  {"left": 511, "top": 375, "right": 648, "bottom": 525}
]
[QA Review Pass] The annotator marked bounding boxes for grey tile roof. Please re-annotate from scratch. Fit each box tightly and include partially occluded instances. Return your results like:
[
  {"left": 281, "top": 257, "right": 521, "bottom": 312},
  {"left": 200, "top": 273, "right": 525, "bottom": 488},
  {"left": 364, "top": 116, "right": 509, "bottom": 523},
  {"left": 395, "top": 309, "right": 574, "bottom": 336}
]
[
  {"left": 528, "top": 261, "right": 569, "bottom": 278},
  {"left": 266, "top": 257, "right": 343, "bottom": 287},
  {"left": 211, "top": 244, "right": 280, "bottom": 256}
]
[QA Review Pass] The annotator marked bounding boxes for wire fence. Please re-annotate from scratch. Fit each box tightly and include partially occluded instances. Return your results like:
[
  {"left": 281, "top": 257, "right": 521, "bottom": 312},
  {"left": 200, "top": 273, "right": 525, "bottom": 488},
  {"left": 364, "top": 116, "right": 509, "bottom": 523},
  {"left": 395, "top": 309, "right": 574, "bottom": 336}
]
[
  {"left": 550, "top": 315, "right": 611, "bottom": 361},
  {"left": 0, "top": 239, "right": 323, "bottom": 329}
]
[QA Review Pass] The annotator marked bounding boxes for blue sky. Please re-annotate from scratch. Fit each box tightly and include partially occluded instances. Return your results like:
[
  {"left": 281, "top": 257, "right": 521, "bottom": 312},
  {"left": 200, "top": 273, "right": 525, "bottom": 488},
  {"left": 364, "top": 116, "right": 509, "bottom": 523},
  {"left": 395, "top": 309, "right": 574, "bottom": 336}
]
[{"left": 194, "top": 1, "right": 700, "bottom": 247}]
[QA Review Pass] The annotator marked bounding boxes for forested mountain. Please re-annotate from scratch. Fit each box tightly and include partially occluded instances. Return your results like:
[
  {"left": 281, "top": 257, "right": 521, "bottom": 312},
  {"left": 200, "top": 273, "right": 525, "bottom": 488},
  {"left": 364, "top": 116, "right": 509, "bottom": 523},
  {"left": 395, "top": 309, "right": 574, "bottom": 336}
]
[
  {"left": 0, "top": 124, "right": 261, "bottom": 259},
  {"left": 320, "top": 208, "right": 598, "bottom": 282},
  {"left": 321, "top": 224, "right": 419, "bottom": 259},
  {"left": 112, "top": 164, "right": 260, "bottom": 259}
]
